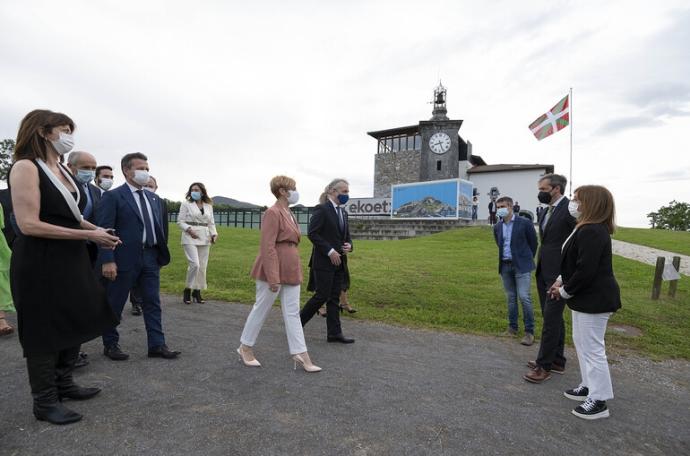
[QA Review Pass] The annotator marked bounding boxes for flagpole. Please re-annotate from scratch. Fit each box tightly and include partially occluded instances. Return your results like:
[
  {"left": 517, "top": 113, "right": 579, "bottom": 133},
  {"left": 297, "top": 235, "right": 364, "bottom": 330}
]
[{"left": 569, "top": 87, "right": 573, "bottom": 197}]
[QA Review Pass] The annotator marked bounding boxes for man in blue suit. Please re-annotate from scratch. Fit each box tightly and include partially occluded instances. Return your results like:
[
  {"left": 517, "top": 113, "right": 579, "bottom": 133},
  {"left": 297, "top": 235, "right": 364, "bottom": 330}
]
[
  {"left": 493, "top": 196, "right": 538, "bottom": 346},
  {"left": 97, "top": 152, "right": 179, "bottom": 361}
]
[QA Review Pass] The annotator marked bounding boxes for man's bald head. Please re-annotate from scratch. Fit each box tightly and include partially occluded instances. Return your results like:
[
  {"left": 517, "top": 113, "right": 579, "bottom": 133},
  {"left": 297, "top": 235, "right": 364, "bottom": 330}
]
[{"left": 67, "top": 151, "right": 97, "bottom": 171}]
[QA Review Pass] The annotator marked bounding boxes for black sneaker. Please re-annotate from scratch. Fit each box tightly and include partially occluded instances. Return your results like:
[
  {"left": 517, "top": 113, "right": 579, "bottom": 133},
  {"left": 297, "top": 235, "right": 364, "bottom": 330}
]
[
  {"left": 564, "top": 385, "right": 589, "bottom": 401},
  {"left": 131, "top": 304, "right": 142, "bottom": 316},
  {"left": 572, "top": 398, "right": 609, "bottom": 420}
]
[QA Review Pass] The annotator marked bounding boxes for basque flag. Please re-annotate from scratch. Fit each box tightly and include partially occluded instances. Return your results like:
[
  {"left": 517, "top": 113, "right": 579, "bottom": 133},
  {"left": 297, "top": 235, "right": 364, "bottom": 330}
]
[{"left": 529, "top": 95, "right": 570, "bottom": 141}]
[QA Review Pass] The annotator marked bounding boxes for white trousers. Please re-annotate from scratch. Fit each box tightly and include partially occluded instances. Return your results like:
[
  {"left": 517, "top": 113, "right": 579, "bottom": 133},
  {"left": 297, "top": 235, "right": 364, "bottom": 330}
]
[
  {"left": 240, "top": 280, "right": 307, "bottom": 355},
  {"left": 571, "top": 310, "right": 614, "bottom": 401},
  {"left": 182, "top": 244, "right": 210, "bottom": 290}
]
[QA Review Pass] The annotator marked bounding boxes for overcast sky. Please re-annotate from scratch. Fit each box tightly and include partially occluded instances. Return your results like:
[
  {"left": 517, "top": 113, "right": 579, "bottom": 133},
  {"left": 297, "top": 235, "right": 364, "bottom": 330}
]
[{"left": 1, "top": 0, "right": 689, "bottom": 227}]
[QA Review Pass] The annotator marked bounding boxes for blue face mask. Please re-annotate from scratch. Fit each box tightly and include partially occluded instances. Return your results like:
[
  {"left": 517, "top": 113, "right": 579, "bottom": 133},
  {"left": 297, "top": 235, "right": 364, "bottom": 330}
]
[
  {"left": 496, "top": 207, "right": 510, "bottom": 219},
  {"left": 191, "top": 191, "right": 202, "bottom": 201},
  {"left": 337, "top": 194, "right": 349, "bottom": 205},
  {"left": 76, "top": 169, "right": 95, "bottom": 184}
]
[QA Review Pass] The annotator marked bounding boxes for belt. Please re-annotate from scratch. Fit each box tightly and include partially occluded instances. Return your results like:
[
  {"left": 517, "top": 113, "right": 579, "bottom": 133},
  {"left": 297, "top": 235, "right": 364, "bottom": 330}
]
[
  {"left": 186, "top": 222, "right": 208, "bottom": 227},
  {"left": 501, "top": 259, "right": 512, "bottom": 264},
  {"left": 276, "top": 241, "right": 298, "bottom": 247}
]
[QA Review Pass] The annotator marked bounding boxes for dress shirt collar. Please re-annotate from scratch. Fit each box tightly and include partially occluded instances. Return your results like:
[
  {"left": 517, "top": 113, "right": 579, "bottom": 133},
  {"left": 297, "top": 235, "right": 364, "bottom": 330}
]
[{"left": 550, "top": 194, "right": 566, "bottom": 208}]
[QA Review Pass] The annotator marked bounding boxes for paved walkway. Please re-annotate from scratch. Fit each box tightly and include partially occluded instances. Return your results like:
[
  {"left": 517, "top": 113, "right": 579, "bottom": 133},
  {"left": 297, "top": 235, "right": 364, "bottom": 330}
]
[
  {"left": 1, "top": 296, "right": 689, "bottom": 455},
  {"left": 612, "top": 239, "right": 690, "bottom": 276}
]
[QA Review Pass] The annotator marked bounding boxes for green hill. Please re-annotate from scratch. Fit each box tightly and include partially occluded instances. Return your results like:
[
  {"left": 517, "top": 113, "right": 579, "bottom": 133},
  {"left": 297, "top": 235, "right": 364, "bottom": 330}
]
[
  {"left": 161, "top": 226, "right": 690, "bottom": 359},
  {"left": 613, "top": 227, "right": 690, "bottom": 256}
]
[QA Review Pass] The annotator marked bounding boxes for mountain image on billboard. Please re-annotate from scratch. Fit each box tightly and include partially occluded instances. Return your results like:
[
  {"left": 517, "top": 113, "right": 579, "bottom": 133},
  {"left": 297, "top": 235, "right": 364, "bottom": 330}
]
[{"left": 394, "top": 196, "right": 455, "bottom": 217}]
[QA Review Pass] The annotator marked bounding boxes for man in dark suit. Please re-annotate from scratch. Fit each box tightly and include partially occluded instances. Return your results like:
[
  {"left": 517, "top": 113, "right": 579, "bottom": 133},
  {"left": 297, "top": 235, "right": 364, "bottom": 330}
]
[
  {"left": 493, "top": 196, "right": 537, "bottom": 346},
  {"left": 95, "top": 165, "right": 115, "bottom": 193},
  {"left": 524, "top": 173, "right": 577, "bottom": 383},
  {"left": 130, "top": 176, "right": 168, "bottom": 316},
  {"left": 0, "top": 189, "right": 16, "bottom": 249},
  {"left": 300, "top": 178, "right": 355, "bottom": 344},
  {"left": 67, "top": 151, "right": 103, "bottom": 264},
  {"left": 488, "top": 199, "right": 497, "bottom": 225},
  {"left": 98, "top": 152, "right": 179, "bottom": 361}
]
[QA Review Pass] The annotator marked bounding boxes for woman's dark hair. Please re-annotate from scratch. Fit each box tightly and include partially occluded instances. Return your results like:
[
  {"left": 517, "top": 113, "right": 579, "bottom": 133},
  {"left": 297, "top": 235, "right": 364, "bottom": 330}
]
[
  {"left": 186, "top": 182, "right": 212, "bottom": 204},
  {"left": 14, "top": 109, "right": 75, "bottom": 162}
]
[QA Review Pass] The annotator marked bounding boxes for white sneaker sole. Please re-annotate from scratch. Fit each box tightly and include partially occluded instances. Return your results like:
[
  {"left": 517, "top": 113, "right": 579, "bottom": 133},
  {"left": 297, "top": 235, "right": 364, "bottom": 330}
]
[
  {"left": 563, "top": 391, "right": 587, "bottom": 401},
  {"left": 572, "top": 408, "right": 609, "bottom": 420}
]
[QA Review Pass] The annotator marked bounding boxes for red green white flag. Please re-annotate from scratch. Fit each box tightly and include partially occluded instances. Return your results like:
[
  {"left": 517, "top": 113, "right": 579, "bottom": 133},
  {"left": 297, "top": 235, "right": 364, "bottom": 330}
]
[{"left": 529, "top": 94, "right": 570, "bottom": 141}]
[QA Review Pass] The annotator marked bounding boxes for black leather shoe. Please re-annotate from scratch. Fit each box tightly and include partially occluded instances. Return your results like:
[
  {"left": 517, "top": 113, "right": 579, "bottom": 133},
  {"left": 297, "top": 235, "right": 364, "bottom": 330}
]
[
  {"left": 327, "top": 334, "right": 355, "bottom": 344},
  {"left": 33, "top": 402, "right": 82, "bottom": 425},
  {"left": 131, "top": 304, "right": 142, "bottom": 316},
  {"left": 74, "top": 352, "right": 89, "bottom": 369},
  {"left": 103, "top": 345, "right": 129, "bottom": 361},
  {"left": 148, "top": 345, "right": 181, "bottom": 359},
  {"left": 59, "top": 386, "right": 101, "bottom": 401}
]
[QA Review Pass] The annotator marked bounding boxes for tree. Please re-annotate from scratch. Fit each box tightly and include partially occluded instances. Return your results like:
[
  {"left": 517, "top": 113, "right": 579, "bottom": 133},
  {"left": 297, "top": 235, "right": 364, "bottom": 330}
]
[
  {"left": 0, "top": 139, "right": 14, "bottom": 182},
  {"left": 647, "top": 200, "right": 690, "bottom": 231}
]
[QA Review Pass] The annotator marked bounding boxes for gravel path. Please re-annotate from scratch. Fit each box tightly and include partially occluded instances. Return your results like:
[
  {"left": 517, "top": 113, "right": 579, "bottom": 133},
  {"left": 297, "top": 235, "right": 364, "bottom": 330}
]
[
  {"left": 612, "top": 240, "right": 690, "bottom": 276},
  {"left": 1, "top": 296, "right": 689, "bottom": 455}
]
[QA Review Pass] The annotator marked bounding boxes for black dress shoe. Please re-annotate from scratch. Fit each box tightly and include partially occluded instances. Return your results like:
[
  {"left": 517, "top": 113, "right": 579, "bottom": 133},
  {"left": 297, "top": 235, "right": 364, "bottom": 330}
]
[
  {"left": 327, "top": 334, "right": 355, "bottom": 344},
  {"left": 131, "top": 304, "right": 142, "bottom": 316},
  {"left": 59, "top": 386, "right": 101, "bottom": 401},
  {"left": 103, "top": 345, "right": 129, "bottom": 361},
  {"left": 74, "top": 352, "right": 89, "bottom": 369},
  {"left": 33, "top": 402, "right": 82, "bottom": 425},
  {"left": 148, "top": 345, "right": 181, "bottom": 359}
]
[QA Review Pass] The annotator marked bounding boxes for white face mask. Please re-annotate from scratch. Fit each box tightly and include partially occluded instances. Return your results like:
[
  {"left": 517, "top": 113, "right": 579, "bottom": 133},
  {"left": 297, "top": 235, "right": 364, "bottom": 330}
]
[
  {"left": 98, "top": 178, "right": 113, "bottom": 191},
  {"left": 133, "top": 169, "right": 150, "bottom": 186},
  {"left": 287, "top": 190, "right": 299, "bottom": 205},
  {"left": 50, "top": 132, "right": 75, "bottom": 156},
  {"left": 568, "top": 200, "right": 581, "bottom": 218}
]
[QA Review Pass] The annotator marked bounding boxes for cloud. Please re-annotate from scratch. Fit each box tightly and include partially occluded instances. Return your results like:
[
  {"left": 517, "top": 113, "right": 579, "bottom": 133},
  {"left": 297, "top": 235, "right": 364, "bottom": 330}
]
[
  {"left": 646, "top": 168, "right": 690, "bottom": 182},
  {"left": 594, "top": 115, "right": 664, "bottom": 135}
]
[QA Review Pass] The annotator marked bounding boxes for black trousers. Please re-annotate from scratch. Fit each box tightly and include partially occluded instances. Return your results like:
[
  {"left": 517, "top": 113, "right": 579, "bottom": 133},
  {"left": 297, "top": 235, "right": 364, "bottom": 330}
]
[
  {"left": 535, "top": 273, "right": 567, "bottom": 369},
  {"left": 26, "top": 345, "right": 80, "bottom": 404},
  {"left": 300, "top": 265, "right": 344, "bottom": 337}
]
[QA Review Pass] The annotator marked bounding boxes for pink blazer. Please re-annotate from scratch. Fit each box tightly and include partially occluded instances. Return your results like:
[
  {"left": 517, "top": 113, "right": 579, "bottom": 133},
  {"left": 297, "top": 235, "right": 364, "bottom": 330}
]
[{"left": 250, "top": 204, "right": 302, "bottom": 285}]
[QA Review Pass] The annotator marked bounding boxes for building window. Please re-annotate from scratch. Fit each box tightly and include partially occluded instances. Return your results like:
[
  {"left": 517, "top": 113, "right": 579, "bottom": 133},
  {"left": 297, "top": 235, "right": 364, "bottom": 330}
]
[
  {"left": 415, "top": 135, "right": 421, "bottom": 150},
  {"left": 436, "top": 160, "right": 442, "bottom": 171}
]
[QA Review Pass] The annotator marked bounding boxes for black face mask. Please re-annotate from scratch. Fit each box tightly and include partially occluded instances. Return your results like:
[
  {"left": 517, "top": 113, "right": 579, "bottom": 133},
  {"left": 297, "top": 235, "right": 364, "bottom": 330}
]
[{"left": 537, "top": 191, "right": 552, "bottom": 204}]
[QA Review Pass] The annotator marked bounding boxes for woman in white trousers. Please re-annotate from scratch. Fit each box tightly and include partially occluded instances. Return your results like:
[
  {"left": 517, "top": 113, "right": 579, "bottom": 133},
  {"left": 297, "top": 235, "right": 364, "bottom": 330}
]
[
  {"left": 549, "top": 185, "right": 621, "bottom": 420},
  {"left": 177, "top": 182, "right": 217, "bottom": 304},
  {"left": 238, "top": 175, "right": 320, "bottom": 373}
]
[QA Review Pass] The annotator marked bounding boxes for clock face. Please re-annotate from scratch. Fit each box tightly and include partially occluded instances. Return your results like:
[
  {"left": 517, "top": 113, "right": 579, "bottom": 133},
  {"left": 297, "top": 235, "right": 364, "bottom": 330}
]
[{"left": 429, "top": 132, "right": 451, "bottom": 154}]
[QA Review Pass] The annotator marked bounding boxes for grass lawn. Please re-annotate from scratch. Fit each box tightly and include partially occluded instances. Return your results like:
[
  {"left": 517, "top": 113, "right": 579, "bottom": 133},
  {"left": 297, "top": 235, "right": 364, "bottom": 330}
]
[
  {"left": 613, "top": 227, "right": 690, "bottom": 256},
  {"left": 161, "top": 225, "right": 690, "bottom": 360}
]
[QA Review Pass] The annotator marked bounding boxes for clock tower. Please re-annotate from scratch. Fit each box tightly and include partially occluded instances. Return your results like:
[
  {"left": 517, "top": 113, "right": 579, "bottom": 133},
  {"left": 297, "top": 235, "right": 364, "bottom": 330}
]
[
  {"left": 368, "top": 83, "right": 473, "bottom": 197},
  {"left": 418, "top": 82, "right": 463, "bottom": 182}
]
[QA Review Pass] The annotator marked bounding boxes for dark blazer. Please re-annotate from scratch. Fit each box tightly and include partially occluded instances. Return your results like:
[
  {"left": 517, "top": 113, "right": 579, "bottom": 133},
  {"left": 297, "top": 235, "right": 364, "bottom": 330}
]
[
  {"left": 493, "top": 214, "right": 538, "bottom": 274},
  {"left": 535, "top": 197, "right": 577, "bottom": 281},
  {"left": 561, "top": 223, "right": 621, "bottom": 314},
  {"left": 308, "top": 201, "right": 353, "bottom": 271},
  {"left": 83, "top": 182, "right": 103, "bottom": 263},
  {"left": 96, "top": 184, "right": 170, "bottom": 271},
  {"left": 0, "top": 189, "right": 16, "bottom": 249},
  {"left": 157, "top": 196, "right": 169, "bottom": 242}
]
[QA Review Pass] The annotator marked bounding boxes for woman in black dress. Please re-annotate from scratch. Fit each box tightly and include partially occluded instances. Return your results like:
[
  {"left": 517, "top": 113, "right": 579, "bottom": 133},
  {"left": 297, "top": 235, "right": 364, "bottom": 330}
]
[{"left": 9, "top": 110, "right": 120, "bottom": 425}]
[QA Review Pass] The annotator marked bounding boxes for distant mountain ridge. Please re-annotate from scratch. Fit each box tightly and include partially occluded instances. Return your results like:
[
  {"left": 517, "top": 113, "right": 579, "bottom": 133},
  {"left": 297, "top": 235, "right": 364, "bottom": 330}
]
[{"left": 211, "top": 196, "right": 262, "bottom": 209}]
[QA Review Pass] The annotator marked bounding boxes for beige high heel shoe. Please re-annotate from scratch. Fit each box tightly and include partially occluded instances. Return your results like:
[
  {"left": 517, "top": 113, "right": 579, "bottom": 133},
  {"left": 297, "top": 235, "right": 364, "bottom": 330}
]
[
  {"left": 237, "top": 346, "right": 261, "bottom": 367},
  {"left": 292, "top": 353, "right": 322, "bottom": 373}
]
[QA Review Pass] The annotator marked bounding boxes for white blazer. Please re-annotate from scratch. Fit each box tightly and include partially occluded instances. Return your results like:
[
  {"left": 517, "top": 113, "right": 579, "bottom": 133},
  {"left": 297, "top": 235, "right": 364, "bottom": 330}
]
[{"left": 177, "top": 200, "right": 218, "bottom": 245}]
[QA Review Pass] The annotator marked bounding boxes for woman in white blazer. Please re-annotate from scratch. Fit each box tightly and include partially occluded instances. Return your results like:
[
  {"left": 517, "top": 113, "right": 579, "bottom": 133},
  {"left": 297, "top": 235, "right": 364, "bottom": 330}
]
[{"left": 177, "top": 182, "right": 218, "bottom": 304}]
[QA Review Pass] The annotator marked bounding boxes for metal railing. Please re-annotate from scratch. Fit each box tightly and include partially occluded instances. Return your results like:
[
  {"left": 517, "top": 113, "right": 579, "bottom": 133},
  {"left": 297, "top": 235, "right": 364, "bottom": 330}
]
[{"left": 168, "top": 208, "right": 315, "bottom": 233}]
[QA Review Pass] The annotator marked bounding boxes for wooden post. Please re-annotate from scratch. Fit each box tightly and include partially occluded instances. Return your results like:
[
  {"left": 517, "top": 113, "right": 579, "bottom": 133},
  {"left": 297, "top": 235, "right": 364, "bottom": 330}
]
[
  {"left": 651, "top": 256, "right": 665, "bottom": 300},
  {"left": 668, "top": 256, "right": 681, "bottom": 298}
]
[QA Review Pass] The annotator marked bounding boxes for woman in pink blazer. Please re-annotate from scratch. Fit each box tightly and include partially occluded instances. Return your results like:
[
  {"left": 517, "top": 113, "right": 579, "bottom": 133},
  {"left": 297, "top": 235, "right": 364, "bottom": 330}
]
[{"left": 237, "top": 176, "right": 321, "bottom": 372}]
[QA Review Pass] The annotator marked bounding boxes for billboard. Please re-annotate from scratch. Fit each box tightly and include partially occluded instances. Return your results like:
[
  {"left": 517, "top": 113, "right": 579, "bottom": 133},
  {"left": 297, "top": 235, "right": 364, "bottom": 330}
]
[
  {"left": 391, "top": 179, "right": 459, "bottom": 219},
  {"left": 458, "top": 179, "right": 474, "bottom": 219},
  {"left": 345, "top": 197, "right": 391, "bottom": 216}
]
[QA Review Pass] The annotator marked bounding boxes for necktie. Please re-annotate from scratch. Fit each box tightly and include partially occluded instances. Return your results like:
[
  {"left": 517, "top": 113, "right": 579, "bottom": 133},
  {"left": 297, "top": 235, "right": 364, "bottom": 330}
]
[
  {"left": 137, "top": 190, "right": 155, "bottom": 247},
  {"left": 543, "top": 205, "right": 554, "bottom": 230},
  {"left": 336, "top": 206, "right": 344, "bottom": 232},
  {"left": 83, "top": 184, "right": 93, "bottom": 220}
]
